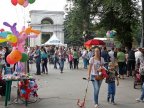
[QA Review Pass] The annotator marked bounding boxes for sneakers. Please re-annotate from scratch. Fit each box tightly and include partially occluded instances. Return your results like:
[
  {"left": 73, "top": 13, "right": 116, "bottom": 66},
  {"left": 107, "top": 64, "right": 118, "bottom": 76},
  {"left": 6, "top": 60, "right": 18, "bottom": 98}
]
[
  {"left": 94, "top": 104, "right": 99, "bottom": 108},
  {"left": 136, "top": 98, "right": 144, "bottom": 102},
  {"left": 111, "top": 102, "right": 116, "bottom": 105}
]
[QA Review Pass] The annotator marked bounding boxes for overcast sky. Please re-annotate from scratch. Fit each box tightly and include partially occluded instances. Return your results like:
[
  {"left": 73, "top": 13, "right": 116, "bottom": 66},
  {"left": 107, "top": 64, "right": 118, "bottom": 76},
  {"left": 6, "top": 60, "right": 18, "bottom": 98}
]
[{"left": 0, "top": 0, "right": 66, "bottom": 31}]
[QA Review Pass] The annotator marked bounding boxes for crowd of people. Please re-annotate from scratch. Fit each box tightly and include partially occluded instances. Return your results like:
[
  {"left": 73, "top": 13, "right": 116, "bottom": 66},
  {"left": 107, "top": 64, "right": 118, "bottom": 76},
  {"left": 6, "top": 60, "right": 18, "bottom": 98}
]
[
  {"left": 87, "top": 46, "right": 144, "bottom": 108},
  {"left": 0, "top": 44, "right": 144, "bottom": 108},
  {"left": 27, "top": 45, "right": 144, "bottom": 108}
]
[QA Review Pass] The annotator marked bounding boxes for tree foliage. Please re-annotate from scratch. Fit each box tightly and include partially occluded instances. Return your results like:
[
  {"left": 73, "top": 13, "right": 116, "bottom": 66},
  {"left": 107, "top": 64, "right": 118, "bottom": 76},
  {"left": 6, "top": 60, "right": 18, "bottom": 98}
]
[{"left": 64, "top": 0, "right": 140, "bottom": 47}]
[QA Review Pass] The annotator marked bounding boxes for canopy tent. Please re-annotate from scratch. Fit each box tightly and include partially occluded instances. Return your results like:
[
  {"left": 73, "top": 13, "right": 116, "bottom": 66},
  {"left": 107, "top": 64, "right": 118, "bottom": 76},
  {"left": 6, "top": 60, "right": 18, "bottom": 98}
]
[{"left": 42, "top": 33, "right": 63, "bottom": 46}]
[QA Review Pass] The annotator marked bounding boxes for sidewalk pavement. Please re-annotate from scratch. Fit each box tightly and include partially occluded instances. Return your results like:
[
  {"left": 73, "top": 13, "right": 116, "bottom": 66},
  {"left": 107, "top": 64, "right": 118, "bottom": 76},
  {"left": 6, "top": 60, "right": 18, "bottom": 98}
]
[{"left": 0, "top": 60, "right": 144, "bottom": 108}]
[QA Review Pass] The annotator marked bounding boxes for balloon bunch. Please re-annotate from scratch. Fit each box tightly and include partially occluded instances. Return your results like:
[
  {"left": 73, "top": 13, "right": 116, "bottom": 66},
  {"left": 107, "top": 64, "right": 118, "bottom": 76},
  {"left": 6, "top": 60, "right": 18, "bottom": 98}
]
[
  {"left": 106, "top": 30, "right": 117, "bottom": 38},
  {"left": 18, "top": 79, "right": 31, "bottom": 100},
  {"left": 0, "top": 22, "right": 40, "bottom": 64},
  {"left": 18, "top": 79, "right": 38, "bottom": 100},
  {"left": 11, "top": 0, "right": 36, "bottom": 7}
]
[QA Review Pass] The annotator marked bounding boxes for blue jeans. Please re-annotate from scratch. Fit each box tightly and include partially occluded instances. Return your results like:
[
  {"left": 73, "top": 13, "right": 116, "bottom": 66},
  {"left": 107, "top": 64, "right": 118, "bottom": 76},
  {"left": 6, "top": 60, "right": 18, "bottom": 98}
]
[
  {"left": 108, "top": 82, "right": 116, "bottom": 102},
  {"left": 140, "top": 83, "right": 144, "bottom": 100},
  {"left": 59, "top": 59, "right": 65, "bottom": 72},
  {"left": 83, "top": 58, "right": 87, "bottom": 69},
  {"left": 91, "top": 75, "right": 102, "bottom": 104}
]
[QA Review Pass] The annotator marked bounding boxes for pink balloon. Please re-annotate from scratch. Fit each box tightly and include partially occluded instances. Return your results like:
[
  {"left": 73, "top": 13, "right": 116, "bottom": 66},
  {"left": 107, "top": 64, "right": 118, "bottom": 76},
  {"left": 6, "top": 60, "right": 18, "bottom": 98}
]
[
  {"left": 18, "top": 33, "right": 28, "bottom": 43},
  {"left": 23, "top": 0, "right": 29, "bottom": 7},
  {"left": 18, "top": 45, "right": 24, "bottom": 52}
]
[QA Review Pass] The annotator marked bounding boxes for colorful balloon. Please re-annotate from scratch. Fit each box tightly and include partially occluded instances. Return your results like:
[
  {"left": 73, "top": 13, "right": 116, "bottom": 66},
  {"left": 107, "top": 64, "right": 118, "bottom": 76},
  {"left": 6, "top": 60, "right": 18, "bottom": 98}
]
[
  {"left": 11, "top": 0, "right": 18, "bottom": 6},
  {"left": 0, "top": 31, "right": 12, "bottom": 38},
  {"left": 0, "top": 38, "right": 7, "bottom": 43},
  {"left": 28, "top": 0, "right": 35, "bottom": 4},
  {"left": 18, "top": 0, "right": 25, "bottom": 5},
  {"left": 0, "top": 29, "right": 4, "bottom": 32},
  {"left": 3, "top": 22, "right": 20, "bottom": 37},
  {"left": 6, "top": 55, "right": 17, "bottom": 64},
  {"left": 6, "top": 34, "right": 18, "bottom": 43},
  {"left": 11, "top": 42, "right": 17, "bottom": 47},
  {"left": 20, "top": 53, "right": 29, "bottom": 62},
  {"left": 17, "top": 45, "right": 25, "bottom": 52},
  {"left": 10, "top": 50, "right": 22, "bottom": 62},
  {"left": 23, "top": 0, "right": 29, "bottom": 7},
  {"left": 25, "top": 26, "right": 40, "bottom": 35}
]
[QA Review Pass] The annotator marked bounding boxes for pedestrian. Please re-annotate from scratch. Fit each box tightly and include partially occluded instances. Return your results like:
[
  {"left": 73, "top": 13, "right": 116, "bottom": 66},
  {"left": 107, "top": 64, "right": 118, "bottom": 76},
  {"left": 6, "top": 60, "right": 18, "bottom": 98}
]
[
  {"left": 101, "top": 47, "right": 110, "bottom": 69},
  {"left": 34, "top": 45, "right": 41, "bottom": 75},
  {"left": 54, "top": 47, "right": 59, "bottom": 69},
  {"left": 127, "top": 48, "right": 136, "bottom": 77},
  {"left": 117, "top": 48, "right": 125, "bottom": 79},
  {"left": 108, "top": 47, "right": 115, "bottom": 62},
  {"left": 68, "top": 51, "right": 73, "bottom": 69},
  {"left": 3, "top": 46, "right": 10, "bottom": 67},
  {"left": 41, "top": 47, "right": 48, "bottom": 74},
  {"left": 82, "top": 48, "right": 88, "bottom": 69},
  {"left": 88, "top": 47, "right": 105, "bottom": 108},
  {"left": 0, "top": 54, "right": 4, "bottom": 74},
  {"left": 58, "top": 47, "right": 66, "bottom": 73},
  {"left": 73, "top": 48, "right": 78, "bottom": 69},
  {"left": 136, "top": 49, "right": 144, "bottom": 102},
  {"left": 0, "top": 72, "right": 6, "bottom": 96},
  {"left": 105, "top": 62, "right": 119, "bottom": 104}
]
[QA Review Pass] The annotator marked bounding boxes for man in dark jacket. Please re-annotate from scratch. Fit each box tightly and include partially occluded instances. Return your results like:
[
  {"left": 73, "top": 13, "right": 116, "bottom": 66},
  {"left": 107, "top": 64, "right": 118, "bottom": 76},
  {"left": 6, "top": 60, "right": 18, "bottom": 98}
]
[{"left": 127, "top": 48, "right": 135, "bottom": 76}]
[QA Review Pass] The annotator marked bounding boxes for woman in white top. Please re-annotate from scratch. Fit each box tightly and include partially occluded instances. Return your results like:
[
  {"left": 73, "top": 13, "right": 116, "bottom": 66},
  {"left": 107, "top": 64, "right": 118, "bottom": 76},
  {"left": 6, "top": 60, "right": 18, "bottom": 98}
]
[{"left": 88, "top": 47, "right": 105, "bottom": 108}]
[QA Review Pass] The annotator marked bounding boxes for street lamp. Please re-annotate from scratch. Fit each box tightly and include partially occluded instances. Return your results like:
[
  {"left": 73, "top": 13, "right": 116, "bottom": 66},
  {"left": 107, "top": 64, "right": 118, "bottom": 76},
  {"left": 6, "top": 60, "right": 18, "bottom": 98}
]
[{"left": 26, "top": 21, "right": 31, "bottom": 74}]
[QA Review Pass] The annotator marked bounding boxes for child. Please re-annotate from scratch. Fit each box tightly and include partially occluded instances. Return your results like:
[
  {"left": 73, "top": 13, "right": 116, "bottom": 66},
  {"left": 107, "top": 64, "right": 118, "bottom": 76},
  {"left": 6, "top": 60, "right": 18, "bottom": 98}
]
[{"left": 105, "top": 62, "right": 119, "bottom": 104}]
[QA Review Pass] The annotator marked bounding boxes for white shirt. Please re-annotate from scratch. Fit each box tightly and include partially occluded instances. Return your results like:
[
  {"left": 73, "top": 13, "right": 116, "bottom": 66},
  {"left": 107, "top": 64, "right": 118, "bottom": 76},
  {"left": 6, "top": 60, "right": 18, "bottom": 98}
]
[
  {"left": 82, "top": 50, "right": 87, "bottom": 58},
  {"left": 135, "top": 50, "right": 143, "bottom": 64},
  {"left": 89, "top": 57, "right": 105, "bottom": 75},
  {"left": 108, "top": 50, "right": 114, "bottom": 62}
]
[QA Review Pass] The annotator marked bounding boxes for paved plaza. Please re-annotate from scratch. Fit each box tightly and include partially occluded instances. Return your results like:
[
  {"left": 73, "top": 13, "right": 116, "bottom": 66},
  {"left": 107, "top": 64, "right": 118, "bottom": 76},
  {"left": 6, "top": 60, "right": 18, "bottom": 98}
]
[{"left": 0, "top": 60, "right": 144, "bottom": 108}]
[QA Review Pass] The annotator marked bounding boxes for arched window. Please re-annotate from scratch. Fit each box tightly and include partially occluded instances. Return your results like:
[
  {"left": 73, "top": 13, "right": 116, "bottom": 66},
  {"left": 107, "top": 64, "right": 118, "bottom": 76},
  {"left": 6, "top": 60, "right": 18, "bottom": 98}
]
[{"left": 41, "top": 18, "right": 54, "bottom": 24}]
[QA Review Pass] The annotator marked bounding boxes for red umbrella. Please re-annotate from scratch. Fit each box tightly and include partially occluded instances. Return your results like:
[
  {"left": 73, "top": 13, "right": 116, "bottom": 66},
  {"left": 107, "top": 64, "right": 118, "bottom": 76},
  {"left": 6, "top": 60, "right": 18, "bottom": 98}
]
[{"left": 84, "top": 39, "right": 105, "bottom": 46}]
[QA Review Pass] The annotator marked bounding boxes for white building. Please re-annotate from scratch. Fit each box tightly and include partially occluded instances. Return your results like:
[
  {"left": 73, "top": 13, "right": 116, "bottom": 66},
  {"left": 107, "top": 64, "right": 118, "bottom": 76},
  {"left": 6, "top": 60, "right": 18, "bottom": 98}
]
[{"left": 29, "top": 10, "right": 64, "bottom": 47}]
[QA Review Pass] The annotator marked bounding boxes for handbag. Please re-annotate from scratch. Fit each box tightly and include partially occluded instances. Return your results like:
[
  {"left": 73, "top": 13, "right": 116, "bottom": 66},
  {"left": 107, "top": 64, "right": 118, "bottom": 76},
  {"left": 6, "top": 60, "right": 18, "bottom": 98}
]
[
  {"left": 93, "top": 57, "right": 107, "bottom": 80},
  {"left": 95, "top": 68, "right": 106, "bottom": 80}
]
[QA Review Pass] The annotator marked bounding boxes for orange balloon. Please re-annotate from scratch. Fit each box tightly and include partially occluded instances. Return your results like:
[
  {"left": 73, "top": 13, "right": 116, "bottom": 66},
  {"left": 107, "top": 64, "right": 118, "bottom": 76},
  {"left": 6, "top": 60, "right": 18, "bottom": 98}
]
[
  {"left": 25, "top": 26, "right": 41, "bottom": 35},
  {"left": 25, "top": 27, "right": 31, "bottom": 34},
  {"left": 31, "top": 29, "right": 41, "bottom": 35},
  {"left": 6, "top": 55, "right": 17, "bottom": 64},
  {"left": 10, "top": 50, "right": 22, "bottom": 62},
  {"left": 18, "top": 0, "right": 25, "bottom": 5}
]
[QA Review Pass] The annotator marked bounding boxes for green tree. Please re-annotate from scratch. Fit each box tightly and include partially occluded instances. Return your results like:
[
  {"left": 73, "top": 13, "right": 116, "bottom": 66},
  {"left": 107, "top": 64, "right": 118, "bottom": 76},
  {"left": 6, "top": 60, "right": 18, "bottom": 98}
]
[
  {"left": 97, "top": 0, "right": 140, "bottom": 48},
  {"left": 64, "top": 0, "right": 140, "bottom": 47}
]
